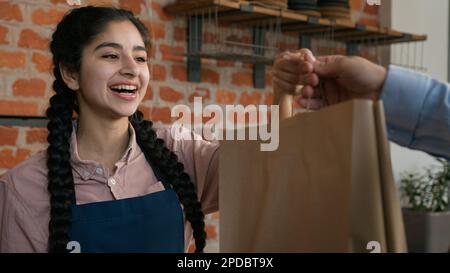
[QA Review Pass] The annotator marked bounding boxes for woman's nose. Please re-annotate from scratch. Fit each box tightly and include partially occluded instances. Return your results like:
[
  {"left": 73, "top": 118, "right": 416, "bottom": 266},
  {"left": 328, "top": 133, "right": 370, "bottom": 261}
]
[{"left": 119, "top": 55, "right": 139, "bottom": 77}]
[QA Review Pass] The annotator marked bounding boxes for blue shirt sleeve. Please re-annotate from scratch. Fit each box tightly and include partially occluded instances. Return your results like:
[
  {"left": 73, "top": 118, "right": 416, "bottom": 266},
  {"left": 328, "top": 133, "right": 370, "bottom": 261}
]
[{"left": 380, "top": 65, "right": 450, "bottom": 160}]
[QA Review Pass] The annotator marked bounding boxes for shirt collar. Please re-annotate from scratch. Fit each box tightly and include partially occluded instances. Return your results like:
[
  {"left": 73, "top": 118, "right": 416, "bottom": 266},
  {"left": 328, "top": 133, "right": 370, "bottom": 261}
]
[{"left": 70, "top": 120, "right": 139, "bottom": 180}]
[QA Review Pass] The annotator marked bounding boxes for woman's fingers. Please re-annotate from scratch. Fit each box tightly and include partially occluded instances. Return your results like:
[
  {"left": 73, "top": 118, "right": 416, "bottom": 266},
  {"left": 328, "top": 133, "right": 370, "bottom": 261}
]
[
  {"left": 298, "top": 98, "right": 325, "bottom": 110},
  {"left": 299, "top": 73, "right": 319, "bottom": 87},
  {"left": 292, "top": 48, "right": 316, "bottom": 63},
  {"left": 273, "top": 68, "right": 300, "bottom": 85},
  {"left": 301, "top": 62, "right": 314, "bottom": 73},
  {"left": 300, "top": 85, "right": 314, "bottom": 98},
  {"left": 274, "top": 49, "right": 321, "bottom": 100},
  {"left": 273, "top": 76, "right": 298, "bottom": 96},
  {"left": 277, "top": 59, "right": 302, "bottom": 74}
]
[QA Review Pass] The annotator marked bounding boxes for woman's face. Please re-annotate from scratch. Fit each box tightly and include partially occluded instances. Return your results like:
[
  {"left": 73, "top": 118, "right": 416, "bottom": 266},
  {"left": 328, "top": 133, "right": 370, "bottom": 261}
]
[{"left": 77, "top": 20, "right": 150, "bottom": 119}]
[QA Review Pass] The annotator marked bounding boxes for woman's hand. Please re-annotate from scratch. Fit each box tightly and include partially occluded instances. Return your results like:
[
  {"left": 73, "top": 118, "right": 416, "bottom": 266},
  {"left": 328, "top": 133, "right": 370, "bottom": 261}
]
[{"left": 273, "top": 49, "right": 317, "bottom": 119}]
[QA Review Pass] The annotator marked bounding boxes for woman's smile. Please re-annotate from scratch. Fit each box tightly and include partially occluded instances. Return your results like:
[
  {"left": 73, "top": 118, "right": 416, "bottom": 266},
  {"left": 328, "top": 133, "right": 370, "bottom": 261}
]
[
  {"left": 110, "top": 89, "right": 138, "bottom": 101},
  {"left": 109, "top": 83, "right": 140, "bottom": 101}
]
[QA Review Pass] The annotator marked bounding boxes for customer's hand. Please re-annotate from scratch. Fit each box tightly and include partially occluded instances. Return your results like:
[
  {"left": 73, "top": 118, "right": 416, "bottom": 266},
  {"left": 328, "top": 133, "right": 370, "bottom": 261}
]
[{"left": 273, "top": 49, "right": 388, "bottom": 111}]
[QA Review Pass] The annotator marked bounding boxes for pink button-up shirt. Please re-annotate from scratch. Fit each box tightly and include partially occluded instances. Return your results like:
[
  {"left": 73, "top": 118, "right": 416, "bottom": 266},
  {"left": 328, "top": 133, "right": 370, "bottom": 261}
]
[{"left": 0, "top": 122, "right": 219, "bottom": 253}]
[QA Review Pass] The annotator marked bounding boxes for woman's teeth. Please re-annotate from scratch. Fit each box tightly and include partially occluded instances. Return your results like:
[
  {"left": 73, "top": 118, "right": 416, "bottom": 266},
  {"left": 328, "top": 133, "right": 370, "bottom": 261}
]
[{"left": 110, "top": 85, "right": 138, "bottom": 93}]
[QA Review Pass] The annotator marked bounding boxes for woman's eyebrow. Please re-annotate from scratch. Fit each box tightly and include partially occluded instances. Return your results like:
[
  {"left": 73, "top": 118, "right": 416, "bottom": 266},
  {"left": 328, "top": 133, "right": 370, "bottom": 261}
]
[{"left": 94, "top": 42, "right": 146, "bottom": 52}]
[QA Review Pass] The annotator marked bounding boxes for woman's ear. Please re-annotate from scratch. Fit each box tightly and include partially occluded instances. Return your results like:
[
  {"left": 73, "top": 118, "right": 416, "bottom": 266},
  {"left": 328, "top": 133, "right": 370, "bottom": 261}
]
[{"left": 59, "top": 64, "right": 80, "bottom": 91}]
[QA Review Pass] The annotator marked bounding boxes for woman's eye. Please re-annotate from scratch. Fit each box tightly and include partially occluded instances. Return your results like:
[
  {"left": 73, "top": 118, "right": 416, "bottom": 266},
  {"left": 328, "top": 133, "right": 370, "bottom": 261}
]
[
  {"left": 102, "top": 54, "right": 147, "bottom": 63},
  {"left": 136, "top": 57, "right": 148, "bottom": 63},
  {"left": 103, "top": 54, "right": 118, "bottom": 59}
]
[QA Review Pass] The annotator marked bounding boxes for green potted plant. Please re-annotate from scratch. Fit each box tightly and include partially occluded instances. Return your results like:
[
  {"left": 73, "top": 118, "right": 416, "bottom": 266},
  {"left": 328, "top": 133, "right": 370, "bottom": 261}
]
[{"left": 400, "top": 158, "right": 450, "bottom": 253}]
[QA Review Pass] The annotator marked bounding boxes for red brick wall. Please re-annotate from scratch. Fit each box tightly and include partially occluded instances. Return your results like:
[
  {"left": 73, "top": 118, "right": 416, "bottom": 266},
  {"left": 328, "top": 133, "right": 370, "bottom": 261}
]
[
  {"left": 351, "top": 0, "right": 380, "bottom": 27},
  {"left": 0, "top": 0, "right": 379, "bottom": 253}
]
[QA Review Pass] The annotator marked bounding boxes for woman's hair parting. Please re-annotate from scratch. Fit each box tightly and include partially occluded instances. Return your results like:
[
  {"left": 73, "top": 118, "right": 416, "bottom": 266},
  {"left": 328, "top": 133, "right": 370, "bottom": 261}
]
[{"left": 47, "top": 6, "right": 206, "bottom": 253}]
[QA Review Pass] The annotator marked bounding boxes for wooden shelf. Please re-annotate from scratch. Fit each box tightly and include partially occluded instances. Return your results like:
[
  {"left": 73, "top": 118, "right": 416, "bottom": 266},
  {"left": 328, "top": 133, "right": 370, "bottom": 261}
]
[
  {"left": 164, "top": 0, "right": 427, "bottom": 88},
  {"left": 165, "top": 0, "right": 427, "bottom": 45},
  {"left": 184, "top": 52, "right": 274, "bottom": 64}
]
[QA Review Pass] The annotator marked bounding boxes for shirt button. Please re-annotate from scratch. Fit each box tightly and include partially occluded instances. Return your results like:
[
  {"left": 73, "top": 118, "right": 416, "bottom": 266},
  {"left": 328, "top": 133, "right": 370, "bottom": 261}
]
[
  {"left": 108, "top": 178, "right": 116, "bottom": 186},
  {"left": 95, "top": 168, "right": 103, "bottom": 175}
]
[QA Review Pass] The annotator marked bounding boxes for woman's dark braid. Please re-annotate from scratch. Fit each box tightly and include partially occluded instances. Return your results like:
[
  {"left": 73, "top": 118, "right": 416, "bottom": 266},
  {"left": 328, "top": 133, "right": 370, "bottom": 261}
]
[{"left": 46, "top": 67, "right": 77, "bottom": 252}]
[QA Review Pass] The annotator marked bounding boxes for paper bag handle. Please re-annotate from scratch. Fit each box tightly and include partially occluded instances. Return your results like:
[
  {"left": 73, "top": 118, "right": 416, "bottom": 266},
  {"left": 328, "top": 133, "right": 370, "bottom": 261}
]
[{"left": 279, "top": 93, "right": 294, "bottom": 120}]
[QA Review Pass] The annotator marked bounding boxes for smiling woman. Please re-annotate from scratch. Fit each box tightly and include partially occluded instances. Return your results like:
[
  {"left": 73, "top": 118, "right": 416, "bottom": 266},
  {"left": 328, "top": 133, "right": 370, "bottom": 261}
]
[
  {"left": 0, "top": 6, "right": 218, "bottom": 253},
  {"left": 62, "top": 20, "right": 150, "bottom": 121}
]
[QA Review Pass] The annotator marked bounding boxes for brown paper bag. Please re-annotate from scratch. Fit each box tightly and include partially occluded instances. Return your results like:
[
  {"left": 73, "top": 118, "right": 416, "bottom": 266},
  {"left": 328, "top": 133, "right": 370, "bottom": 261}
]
[{"left": 219, "top": 100, "right": 407, "bottom": 253}]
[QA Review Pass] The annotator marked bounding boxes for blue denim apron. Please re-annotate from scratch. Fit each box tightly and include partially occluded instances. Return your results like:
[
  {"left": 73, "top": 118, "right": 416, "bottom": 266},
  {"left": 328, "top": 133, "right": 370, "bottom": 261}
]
[{"left": 68, "top": 164, "right": 184, "bottom": 253}]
